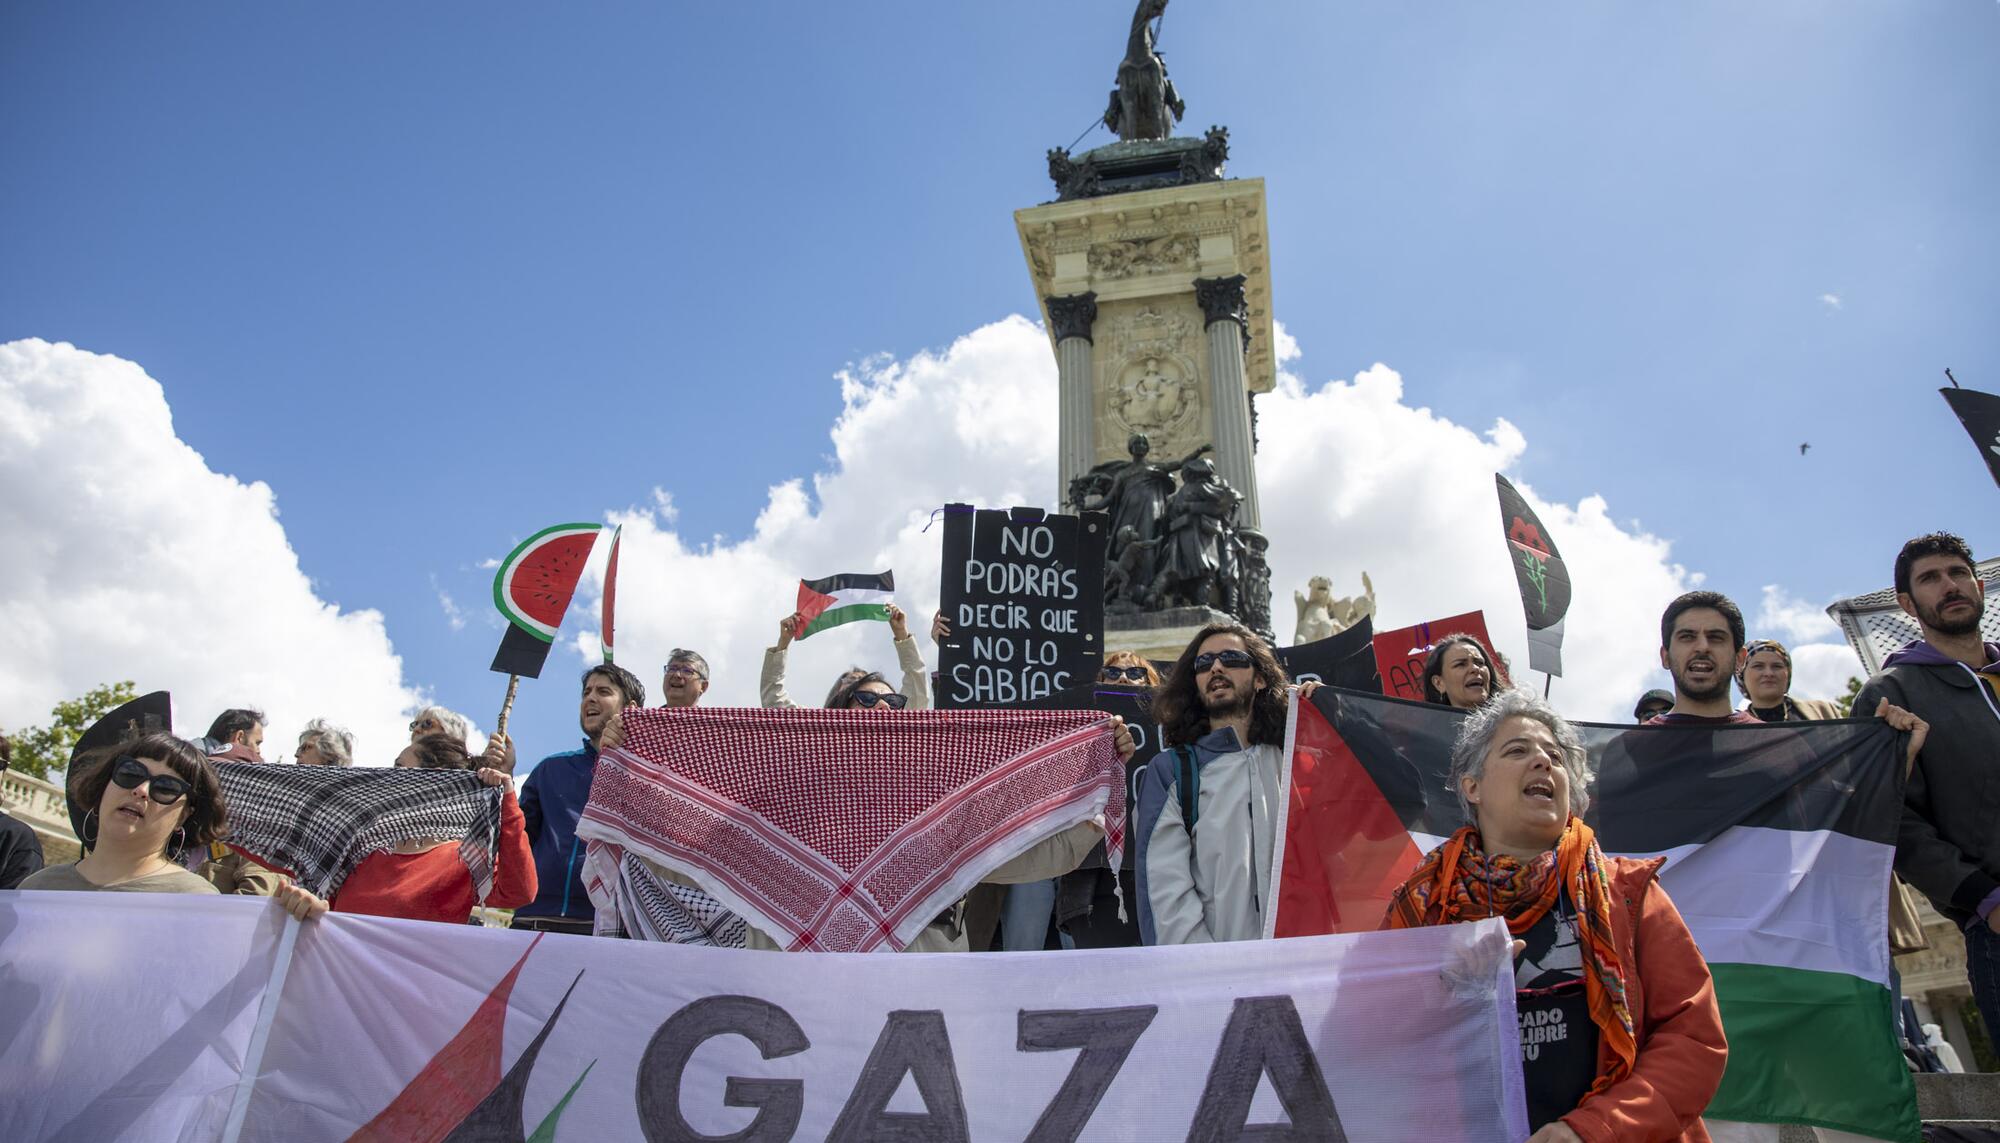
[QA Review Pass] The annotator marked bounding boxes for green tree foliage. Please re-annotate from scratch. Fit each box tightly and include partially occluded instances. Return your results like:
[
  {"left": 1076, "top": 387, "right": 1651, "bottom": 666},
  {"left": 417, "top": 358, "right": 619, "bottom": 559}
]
[
  {"left": 1834, "top": 676, "right": 1864, "bottom": 719},
  {"left": 1, "top": 681, "right": 139, "bottom": 780}
]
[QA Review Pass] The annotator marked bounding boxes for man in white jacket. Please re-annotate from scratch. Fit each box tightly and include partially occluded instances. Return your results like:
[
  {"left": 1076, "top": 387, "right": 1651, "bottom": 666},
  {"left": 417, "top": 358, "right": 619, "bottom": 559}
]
[{"left": 1136, "top": 622, "right": 1293, "bottom": 944}]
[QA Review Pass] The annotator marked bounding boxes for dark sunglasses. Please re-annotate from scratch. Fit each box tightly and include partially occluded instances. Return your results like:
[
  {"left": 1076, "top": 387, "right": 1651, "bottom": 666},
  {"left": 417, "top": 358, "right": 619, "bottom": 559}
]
[
  {"left": 850, "top": 690, "right": 909, "bottom": 710},
  {"left": 109, "top": 756, "right": 193, "bottom": 806},
  {"left": 1192, "top": 649, "right": 1254, "bottom": 674},
  {"left": 1100, "top": 666, "right": 1151, "bottom": 683}
]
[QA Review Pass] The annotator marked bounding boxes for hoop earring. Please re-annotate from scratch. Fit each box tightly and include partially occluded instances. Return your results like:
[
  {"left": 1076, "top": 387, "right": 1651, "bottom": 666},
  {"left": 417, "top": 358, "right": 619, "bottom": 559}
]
[
  {"left": 169, "top": 827, "right": 187, "bottom": 857},
  {"left": 81, "top": 808, "right": 99, "bottom": 851}
]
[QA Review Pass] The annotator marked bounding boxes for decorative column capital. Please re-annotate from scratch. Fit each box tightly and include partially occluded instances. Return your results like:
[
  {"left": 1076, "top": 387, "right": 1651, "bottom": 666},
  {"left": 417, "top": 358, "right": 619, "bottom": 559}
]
[
  {"left": 1193, "top": 274, "right": 1249, "bottom": 330},
  {"left": 1046, "top": 292, "right": 1099, "bottom": 343}
]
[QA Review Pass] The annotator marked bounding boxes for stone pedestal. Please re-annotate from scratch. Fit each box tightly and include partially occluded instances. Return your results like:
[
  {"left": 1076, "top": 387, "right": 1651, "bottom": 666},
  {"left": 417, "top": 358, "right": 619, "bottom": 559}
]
[
  {"left": 1016, "top": 176, "right": 1276, "bottom": 511},
  {"left": 1103, "top": 605, "right": 1237, "bottom": 664}
]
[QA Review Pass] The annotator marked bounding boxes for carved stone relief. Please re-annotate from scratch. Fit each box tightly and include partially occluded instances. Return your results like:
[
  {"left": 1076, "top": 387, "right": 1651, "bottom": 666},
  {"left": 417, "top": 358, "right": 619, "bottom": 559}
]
[
  {"left": 1093, "top": 300, "right": 1206, "bottom": 464},
  {"left": 1086, "top": 231, "right": 1199, "bottom": 280}
]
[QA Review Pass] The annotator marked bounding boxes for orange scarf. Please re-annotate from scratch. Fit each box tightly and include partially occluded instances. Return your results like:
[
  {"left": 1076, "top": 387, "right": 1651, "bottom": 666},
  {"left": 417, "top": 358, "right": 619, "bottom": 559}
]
[{"left": 1384, "top": 817, "right": 1637, "bottom": 1095}]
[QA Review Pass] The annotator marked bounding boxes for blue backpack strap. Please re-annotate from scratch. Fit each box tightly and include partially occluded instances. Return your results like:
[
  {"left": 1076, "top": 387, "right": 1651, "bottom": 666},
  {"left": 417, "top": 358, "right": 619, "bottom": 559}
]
[{"left": 1173, "top": 745, "right": 1199, "bottom": 835}]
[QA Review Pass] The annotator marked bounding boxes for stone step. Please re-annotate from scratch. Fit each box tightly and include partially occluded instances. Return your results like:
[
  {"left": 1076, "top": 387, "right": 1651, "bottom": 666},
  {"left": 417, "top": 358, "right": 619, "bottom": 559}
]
[
  {"left": 1919, "top": 1072, "right": 2000, "bottom": 1120},
  {"left": 1769, "top": 1073, "right": 2000, "bottom": 1140}
]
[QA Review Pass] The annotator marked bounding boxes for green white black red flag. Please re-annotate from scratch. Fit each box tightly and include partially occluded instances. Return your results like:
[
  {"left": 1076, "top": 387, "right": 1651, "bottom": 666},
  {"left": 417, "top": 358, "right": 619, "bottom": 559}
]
[
  {"left": 793, "top": 571, "right": 895, "bottom": 640},
  {"left": 1495, "top": 474, "right": 1571, "bottom": 677},
  {"left": 1273, "top": 687, "right": 1921, "bottom": 1142}
]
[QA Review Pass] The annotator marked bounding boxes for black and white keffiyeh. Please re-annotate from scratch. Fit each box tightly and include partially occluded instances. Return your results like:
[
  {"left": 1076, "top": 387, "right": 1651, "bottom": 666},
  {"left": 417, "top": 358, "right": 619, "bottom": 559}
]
[
  {"left": 212, "top": 763, "right": 504, "bottom": 900},
  {"left": 583, "top": 840, "right": 749, "bottom": 946},
  {"left": 610, "top": 851, "right": 749, "bottom": 948}
]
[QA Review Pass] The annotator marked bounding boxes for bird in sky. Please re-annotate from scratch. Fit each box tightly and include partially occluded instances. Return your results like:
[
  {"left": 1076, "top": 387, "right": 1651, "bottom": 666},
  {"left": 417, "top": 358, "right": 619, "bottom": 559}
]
[{"left": 1799, "top": 442, "right": 1811, "bottom": 456}]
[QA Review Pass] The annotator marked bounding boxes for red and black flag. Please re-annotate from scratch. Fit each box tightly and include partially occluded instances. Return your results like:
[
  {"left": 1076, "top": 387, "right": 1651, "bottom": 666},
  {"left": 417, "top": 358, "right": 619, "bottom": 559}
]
[
  {"left": 1941, "top": 386, "right": 2000, "bottom": 492},
  {"left": 1495, "top": 474, "right": 1570, "bottom": 676},
  {"left": 489, "top": 523, "right": 604, "bottom": 678}
]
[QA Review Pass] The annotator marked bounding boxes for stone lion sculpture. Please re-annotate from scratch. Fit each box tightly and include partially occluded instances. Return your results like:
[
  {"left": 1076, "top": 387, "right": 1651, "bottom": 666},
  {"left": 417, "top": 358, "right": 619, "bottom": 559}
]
[{"left": 1293, "top": 572, "right": 1376, "bottom": 645}]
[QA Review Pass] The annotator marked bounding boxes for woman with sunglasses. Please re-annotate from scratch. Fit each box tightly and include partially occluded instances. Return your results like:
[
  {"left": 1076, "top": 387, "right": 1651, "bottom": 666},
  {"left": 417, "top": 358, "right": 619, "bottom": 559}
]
[
  {"left": 824, "top": 670, "right": 911, "bottom": 711},
  {"left": 23, "top": 734, "right": 225, "bottom": 894},
  {"left": 762, "top": 603, "right": 933, "bottom": 710}
]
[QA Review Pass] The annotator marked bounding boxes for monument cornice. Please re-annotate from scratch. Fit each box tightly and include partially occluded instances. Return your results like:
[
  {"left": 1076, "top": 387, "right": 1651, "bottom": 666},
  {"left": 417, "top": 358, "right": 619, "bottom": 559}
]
[{"left": 1016, "top": 177, "right": 1274, "bottom": 394}]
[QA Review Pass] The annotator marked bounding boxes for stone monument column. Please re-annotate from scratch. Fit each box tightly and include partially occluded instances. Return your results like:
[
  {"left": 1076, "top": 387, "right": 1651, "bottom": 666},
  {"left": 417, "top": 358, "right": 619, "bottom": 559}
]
[
  {"left": 1194, "top": 274, "right": 1259, "bottom": 528},
  {"left": 1047, "top": 292, "right": 1099, "bottom": 508}
]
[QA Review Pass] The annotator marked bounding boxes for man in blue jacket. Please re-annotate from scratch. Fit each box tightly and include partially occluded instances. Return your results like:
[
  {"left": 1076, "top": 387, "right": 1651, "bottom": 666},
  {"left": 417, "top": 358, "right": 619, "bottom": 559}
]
[{"left": 510, "top": 663, "right": 645, "bottom": 934}]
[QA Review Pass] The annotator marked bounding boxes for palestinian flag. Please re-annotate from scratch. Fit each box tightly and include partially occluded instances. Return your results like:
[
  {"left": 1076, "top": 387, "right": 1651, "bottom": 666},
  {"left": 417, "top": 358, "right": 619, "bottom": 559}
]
[
  {"left": 794, "top": 571, "right": 894, "bottom": 640},
  {"left": 1273, "top": 688, "right": 1920, "bottom": 1143}
]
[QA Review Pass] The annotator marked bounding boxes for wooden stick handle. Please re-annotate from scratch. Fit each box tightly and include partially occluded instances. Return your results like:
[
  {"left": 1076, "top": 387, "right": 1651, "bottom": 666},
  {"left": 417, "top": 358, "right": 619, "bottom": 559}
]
[{"left": 494, "top": 674, "right": 521, "bottom": 740}]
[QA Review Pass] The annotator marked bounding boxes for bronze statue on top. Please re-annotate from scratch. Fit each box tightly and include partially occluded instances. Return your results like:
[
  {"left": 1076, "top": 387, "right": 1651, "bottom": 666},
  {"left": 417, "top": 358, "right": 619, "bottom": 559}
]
[
  {"left": 1073, "top": 437, "right": 1273, "bottom": 641},
  {"left": 1105, "top": 0, "right": 1184, "bottom": 142}
]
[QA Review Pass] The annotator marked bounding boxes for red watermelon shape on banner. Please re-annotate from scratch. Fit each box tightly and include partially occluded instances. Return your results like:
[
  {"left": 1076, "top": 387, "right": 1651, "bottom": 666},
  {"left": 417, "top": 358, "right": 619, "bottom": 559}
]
[{"left": 494, "top": 523, "right": 603, "bottom": 643}]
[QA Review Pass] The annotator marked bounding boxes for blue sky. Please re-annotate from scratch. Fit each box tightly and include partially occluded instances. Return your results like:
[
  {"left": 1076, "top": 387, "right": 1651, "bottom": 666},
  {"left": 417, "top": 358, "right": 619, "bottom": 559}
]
[{"left": 3, "top": 2, "right": 1996, "bottom": 759}]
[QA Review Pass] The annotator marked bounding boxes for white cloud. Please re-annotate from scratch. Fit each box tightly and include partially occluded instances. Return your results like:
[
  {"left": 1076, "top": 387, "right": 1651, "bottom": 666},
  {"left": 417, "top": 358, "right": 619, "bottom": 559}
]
[
  {"left": 1256, "top": 362, "right": 1692, "bottom": 720},
  {"left": 1747, "top": 583, "right": 1864, "bottom": 704},
  {"left": 0, "top": 339, "right": 429, "bottom": 767},
  {"left": 1754, "top": 584, "right": 1840, "bottom": 643},
  {"left": 1819, "top": 293, "right": 1843, "bottom": 310},
  {"left": 579, "top": 319, "right": 1701, "bottom": 722},
  {"left": 1789, "top": 642, "right": 1866, "bottom": 707},
  {"left": 577, "top": 317, "right": 1059, "bottom": 707},
  {"left": 431, "top": 575, "right": 466, "bottom": 632}
]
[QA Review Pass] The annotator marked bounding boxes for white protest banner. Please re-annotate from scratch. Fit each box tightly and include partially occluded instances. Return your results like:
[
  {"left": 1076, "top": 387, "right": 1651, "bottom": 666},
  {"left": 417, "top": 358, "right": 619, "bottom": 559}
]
[
  {"left": 1, "top": 893, "right": 1529, "bottom": 1142},
  {"left": 0, "top": 893, "right": 293, "bottom": 1143}
]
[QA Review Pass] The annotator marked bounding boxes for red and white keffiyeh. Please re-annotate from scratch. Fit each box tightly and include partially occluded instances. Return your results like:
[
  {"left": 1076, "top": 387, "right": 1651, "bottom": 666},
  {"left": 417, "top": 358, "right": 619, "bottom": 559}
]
[{"left": 576, "top": 706, "right": 1125, "bottom": 952}]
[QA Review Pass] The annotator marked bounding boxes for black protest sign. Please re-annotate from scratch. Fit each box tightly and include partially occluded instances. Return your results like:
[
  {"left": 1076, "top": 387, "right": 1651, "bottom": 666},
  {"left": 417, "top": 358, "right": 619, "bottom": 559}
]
[
  {"left": 937, "top": 504, "right": 1108, "bottom": 708},
  {"left": 1024, "top": 682, "right": 1156, "bottom": 870},
  {"left": 1274, "top": 618, "right": 1382, "bottom": 694}
]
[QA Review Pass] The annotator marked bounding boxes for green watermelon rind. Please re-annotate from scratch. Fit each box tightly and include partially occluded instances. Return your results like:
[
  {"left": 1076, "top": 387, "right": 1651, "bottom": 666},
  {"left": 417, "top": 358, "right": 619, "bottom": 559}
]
[{"left": 492, "top": 522, "right": 603, "bottom": 642}]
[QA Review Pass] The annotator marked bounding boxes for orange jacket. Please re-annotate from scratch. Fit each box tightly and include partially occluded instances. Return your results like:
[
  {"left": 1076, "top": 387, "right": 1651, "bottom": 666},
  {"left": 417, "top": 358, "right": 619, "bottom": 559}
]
[{"left": 1561, "top": 855, "right": 1729, "bottom": 1143}]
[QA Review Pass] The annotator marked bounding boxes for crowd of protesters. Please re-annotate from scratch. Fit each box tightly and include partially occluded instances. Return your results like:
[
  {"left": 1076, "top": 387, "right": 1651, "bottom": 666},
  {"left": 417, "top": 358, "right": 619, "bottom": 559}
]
[{"left": 2, "top": 529, "right": 1992, "bottom": 1143}]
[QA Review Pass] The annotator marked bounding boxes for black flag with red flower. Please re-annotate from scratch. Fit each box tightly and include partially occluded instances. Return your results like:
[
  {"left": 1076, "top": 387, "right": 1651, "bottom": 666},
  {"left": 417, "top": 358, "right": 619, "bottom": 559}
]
[{"left": 1495, "top": 474, "right": 1571, "bottom": 676}]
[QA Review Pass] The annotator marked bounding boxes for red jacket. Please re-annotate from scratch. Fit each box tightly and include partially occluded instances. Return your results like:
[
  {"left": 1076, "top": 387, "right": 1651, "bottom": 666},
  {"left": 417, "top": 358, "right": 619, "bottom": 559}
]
[
  {"left": 1562, "top": 856, "right": 1729, "bottom": 1143},
  {"left": 333, "top": 788, "right": 536, "bottom": 922}
]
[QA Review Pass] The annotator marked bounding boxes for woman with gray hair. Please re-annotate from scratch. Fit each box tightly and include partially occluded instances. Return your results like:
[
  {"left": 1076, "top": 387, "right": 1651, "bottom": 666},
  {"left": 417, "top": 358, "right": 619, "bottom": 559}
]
[
  {"left": 293, "top": 718, "right": 355, "bottom": 767},
  {"left": 1383, "top": 689, "right": 1726, "bottom": 1143},
  {"left": 408, "top": 706, "right": 470, "bottom": 746}
]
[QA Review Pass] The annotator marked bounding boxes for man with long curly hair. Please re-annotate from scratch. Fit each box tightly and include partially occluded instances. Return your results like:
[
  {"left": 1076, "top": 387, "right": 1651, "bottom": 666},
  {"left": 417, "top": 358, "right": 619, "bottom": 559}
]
[{"left": 1133, "top": 621, "right": 1289, "bottom": 944}]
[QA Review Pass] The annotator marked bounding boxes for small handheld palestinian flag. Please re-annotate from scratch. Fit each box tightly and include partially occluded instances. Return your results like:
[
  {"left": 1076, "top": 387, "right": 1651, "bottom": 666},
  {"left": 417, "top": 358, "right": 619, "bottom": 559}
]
[
  {"left": 794, "top": 571, "right": 895, "bottom": 640},
  {"left": 1941, "top": 385, "right": 2000, "bottom": 492},
  {"left": 601, "top": 525, "right": 623, "bottom": 664},
  {"left": 489, "top": 522, "right": 605, "bottom": 736},
  {"left": 1495, "top": 474, "right": 1571, "bottom": 677}
]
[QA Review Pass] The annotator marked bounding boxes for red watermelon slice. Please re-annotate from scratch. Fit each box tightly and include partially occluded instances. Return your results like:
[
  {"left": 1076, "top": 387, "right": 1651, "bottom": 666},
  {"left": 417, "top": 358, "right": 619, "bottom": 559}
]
[
  {"left": 492, "top": 523, "right": 603, "bottom": 643},
  {"left": 601, "top": 525, "right": 622, "bottom": 663}
]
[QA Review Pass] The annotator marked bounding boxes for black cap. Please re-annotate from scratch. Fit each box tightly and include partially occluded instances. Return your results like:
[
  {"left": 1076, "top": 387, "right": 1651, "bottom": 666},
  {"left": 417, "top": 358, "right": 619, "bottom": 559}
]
[{"left": 1632, "top": 688, "right": 1674, "bottom": 720}]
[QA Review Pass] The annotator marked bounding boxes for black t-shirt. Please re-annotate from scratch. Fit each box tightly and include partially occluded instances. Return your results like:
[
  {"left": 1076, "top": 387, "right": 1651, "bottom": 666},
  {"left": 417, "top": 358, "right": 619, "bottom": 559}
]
[
  {"left": 1515, "top": 892, "right": 1599, "bottom": 1131},
  {"left": 0, "top": 810, "right": 45, "bottom": 890}
]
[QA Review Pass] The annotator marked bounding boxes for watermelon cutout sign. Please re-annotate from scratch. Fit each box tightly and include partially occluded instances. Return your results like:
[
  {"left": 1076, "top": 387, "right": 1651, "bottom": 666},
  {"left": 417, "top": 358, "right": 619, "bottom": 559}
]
[{"left": 490, "top": 522, "right": 604, "bottom": 679}]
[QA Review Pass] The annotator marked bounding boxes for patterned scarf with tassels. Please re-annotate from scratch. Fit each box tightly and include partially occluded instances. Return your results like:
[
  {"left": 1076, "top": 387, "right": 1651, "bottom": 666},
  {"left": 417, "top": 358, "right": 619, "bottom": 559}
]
[{"left": 1384, "top": 816, "right": 1637, "bottom": 1094}]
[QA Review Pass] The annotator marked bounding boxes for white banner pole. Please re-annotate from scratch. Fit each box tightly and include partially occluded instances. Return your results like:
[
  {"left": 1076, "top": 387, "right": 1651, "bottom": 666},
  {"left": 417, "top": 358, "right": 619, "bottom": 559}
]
[{"left": 220, "top": 909, "right": 303, "bottom": 1143}]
